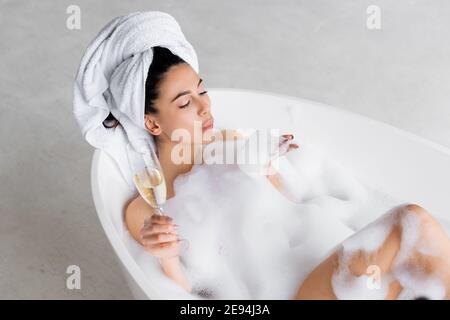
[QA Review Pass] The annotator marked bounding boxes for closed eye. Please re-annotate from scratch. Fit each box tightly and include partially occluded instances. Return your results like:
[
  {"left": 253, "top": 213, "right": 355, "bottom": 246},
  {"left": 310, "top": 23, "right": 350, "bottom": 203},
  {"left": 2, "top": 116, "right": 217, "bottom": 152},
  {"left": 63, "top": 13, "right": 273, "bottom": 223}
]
[{"left": 179, "top": 90, "right": 209, "bottom": 108}]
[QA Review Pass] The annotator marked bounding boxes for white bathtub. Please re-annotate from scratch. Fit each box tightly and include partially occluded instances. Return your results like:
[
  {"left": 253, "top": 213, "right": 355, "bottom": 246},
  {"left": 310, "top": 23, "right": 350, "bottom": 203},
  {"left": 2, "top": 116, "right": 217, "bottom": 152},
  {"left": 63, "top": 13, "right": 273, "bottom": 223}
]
[{"left": 90, "top": 88, "right": 450, "bottom": 299}]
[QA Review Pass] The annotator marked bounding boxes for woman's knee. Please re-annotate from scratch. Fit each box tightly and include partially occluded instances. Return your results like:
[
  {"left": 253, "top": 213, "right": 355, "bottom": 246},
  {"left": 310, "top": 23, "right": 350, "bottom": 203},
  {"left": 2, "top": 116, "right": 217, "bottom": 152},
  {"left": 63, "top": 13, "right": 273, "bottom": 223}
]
[
  {"left": 343, "top": 203, "right": 435, "bottom": 276},
  {"left": 402, "top": 203, "right": 433, "bottom": 222},
  {"left": 398, "top": 203, "right": 446, "bottom": 237},
  {"left": 346, "top": 224, "right": 402, "bottom": 276}
]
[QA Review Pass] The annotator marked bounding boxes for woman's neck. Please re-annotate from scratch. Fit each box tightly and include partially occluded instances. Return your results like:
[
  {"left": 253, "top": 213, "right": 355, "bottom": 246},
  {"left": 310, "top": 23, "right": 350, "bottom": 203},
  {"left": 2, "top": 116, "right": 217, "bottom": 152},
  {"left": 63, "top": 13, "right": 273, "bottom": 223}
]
[{"left": 156, "top": 140, "right": 204, "bottom": 199}]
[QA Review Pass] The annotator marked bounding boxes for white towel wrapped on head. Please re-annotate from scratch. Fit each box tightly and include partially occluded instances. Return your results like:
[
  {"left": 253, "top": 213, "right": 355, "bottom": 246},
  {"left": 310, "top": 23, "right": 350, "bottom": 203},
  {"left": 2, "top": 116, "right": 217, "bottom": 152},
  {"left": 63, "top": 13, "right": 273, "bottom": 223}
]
[{"left": 73, "top": 11, "right": 199, "bottom": 189}]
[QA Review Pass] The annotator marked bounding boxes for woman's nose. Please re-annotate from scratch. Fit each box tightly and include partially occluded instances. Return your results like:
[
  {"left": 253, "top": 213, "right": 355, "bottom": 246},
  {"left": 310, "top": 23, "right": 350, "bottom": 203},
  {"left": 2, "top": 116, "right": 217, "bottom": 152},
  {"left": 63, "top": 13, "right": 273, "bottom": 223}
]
[{"left": 198, "top": 101, "right": 210, "bottom": 116}]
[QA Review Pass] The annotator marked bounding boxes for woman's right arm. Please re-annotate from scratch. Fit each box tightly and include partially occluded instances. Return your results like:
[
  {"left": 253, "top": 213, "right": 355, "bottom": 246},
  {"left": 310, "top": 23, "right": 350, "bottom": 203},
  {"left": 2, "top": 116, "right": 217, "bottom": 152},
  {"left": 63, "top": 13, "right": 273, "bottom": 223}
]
[
  {"left": 125, "top": 196, "right": 154, "bottom": 244},
  {"left": 125, "top": 196, "right": 192, "bottom": 293}
]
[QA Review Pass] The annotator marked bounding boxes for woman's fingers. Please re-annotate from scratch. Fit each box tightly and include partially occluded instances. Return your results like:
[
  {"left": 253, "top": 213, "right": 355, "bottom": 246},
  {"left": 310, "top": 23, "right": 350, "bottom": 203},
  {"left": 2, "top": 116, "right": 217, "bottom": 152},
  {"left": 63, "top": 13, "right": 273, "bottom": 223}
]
[
  {"left": 142, "top": 232, "right": 179, "bottom": 245},
  {"left": 140, "top": 222, "right": 177, "bottom": 236},
  {"left": 281, "top": 134, "right": 294, "bottom": 141},
  {"left": 279, "top": 133, "right": 294, "bottom": 145},
  {"left": 279, "top": 134, "right": 298, "bottom": 148},
  {"left": 149, "top": 214, "right": 173, "bottom": 225},
  {"left": 275, "top": 133, "right": 299, "bottom": 158},
  {"left": 141, "top": 214, "right": 174, "bottom": 233},
  {"left": 144, "top": 239, "right": 184, "bottom": 256},
  {"left": 139, "top": 214, "right": 185, "bottom": 259}
]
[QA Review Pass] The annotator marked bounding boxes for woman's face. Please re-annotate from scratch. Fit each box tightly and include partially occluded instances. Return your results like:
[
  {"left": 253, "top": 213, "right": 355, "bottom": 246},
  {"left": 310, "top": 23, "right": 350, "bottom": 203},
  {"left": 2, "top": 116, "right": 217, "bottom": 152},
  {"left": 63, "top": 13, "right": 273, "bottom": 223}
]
[{"left": 144, "top": 63, "right": 214, "bottom": 145}]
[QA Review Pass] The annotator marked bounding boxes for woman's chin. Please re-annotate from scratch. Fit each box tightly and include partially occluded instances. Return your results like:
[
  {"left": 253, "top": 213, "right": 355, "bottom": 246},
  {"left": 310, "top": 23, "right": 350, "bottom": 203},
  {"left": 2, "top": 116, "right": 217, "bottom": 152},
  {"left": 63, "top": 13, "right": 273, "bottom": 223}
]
[{"left": 200, "top": 127, "right": 217, "bottom": 143}]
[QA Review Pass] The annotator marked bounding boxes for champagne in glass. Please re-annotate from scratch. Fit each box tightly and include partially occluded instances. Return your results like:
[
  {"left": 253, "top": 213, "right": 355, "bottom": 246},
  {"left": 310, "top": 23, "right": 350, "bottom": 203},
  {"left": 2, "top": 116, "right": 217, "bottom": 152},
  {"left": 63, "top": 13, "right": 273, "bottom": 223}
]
[
  {"left": 133, "top": 166, "right": 167, "bottom": 214},
  {"left": 126, "top": 141, "right": 166, "bottom": 215}
]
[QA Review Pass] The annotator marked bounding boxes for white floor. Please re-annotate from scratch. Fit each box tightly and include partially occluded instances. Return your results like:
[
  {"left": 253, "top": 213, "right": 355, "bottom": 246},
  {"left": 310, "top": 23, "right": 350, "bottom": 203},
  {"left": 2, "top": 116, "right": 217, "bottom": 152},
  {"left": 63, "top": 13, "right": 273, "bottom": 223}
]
[{"left": 0, "top": 0, "right": 449, "bottom": 299}]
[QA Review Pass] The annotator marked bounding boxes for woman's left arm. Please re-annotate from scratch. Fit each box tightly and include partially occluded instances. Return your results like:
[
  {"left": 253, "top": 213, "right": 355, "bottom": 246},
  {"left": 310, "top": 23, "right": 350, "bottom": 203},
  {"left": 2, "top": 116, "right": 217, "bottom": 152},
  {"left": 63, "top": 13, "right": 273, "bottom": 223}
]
[
  {"left": 264, "top": 135, "right": 302, "bottom": 202},
  {"left": 228, "top": 128, "right": 301, "bottom": 201}
]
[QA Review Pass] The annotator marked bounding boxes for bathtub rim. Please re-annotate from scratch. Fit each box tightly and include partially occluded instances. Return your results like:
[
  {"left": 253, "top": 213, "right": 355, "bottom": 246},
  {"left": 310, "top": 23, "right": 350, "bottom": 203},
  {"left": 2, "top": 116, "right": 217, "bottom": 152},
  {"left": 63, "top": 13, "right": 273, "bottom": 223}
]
[{"left": 209, "top": 88, "right": 450, "bottom": 156}]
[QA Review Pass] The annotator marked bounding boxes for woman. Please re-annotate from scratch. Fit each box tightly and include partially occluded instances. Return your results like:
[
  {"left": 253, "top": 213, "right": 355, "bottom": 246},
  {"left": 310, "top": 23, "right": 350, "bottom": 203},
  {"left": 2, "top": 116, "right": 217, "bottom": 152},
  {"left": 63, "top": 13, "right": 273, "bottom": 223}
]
[{"left": 123, "top": 46, "right": 450, "bottom": 299}]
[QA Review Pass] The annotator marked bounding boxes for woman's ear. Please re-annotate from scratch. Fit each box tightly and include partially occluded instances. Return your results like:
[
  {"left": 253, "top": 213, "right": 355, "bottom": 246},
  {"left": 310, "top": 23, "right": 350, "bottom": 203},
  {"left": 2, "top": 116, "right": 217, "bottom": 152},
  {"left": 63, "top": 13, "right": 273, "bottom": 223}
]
[{"left": 144, "top": 114, "right": 161, "bottom": 136}]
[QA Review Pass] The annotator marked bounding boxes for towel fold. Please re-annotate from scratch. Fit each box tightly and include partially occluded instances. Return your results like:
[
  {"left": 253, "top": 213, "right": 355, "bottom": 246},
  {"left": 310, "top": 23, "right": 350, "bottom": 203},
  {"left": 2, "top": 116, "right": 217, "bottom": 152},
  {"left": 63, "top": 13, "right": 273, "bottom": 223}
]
[{"left": 73, "top": 11, "right": 199, "bottom": 188}]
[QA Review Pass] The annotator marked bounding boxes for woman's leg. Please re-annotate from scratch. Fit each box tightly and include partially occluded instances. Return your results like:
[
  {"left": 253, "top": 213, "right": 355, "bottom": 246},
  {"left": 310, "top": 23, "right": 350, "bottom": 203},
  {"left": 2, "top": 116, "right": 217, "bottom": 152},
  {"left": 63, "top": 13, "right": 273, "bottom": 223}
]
[{"left": 294, "top": 204, "right": 450, "bottom": 299}]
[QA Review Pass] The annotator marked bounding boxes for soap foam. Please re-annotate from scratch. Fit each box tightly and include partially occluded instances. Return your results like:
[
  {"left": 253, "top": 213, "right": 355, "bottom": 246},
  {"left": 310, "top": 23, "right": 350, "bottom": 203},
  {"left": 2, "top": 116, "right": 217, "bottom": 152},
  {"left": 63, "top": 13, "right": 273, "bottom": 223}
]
[{"left": 124, "top": 136, "right": 446, "bottom": 299}]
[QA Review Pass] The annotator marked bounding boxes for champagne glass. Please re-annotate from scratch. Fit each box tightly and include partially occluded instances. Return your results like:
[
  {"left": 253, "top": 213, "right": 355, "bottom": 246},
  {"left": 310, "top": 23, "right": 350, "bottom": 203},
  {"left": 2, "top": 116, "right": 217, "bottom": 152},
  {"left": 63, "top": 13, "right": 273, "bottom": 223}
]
[{"left": 126, "top": 140, "right": 189, "bottom": 252}]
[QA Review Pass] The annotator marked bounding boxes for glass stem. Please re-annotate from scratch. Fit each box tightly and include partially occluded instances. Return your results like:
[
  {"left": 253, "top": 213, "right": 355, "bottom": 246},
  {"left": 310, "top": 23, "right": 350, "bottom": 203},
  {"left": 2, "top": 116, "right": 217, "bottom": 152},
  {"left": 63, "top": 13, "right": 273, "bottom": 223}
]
[{"left": 156, "top": 206, "right": 165, "bottom": 216}]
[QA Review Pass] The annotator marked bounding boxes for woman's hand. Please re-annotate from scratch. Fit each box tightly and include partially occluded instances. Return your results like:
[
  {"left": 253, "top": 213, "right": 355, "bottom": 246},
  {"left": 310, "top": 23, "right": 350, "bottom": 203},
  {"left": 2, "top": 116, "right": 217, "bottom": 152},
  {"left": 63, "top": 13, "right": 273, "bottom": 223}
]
[
  {"left": 140, "top": 214, "right": 193, "bottom": 292},
  {"left": 266, "top": 134, "right": 299, "bottom": 173},
  {"left": 273, "top": 133, "right": 299, "bottom": 158},
  {"left": 237, "top": 131, "right": 300, "bottom": 177},
  {"left": 139, "top": 214, "right": 182, "bottom": 261}
]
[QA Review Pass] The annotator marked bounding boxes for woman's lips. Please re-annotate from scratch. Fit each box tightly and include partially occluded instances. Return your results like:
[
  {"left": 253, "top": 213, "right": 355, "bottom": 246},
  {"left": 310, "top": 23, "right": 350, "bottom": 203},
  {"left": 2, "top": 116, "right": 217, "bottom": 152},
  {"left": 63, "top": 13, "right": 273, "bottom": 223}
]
[{"left": 202, "top": 119, "right": 214, "bottom": 130}]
